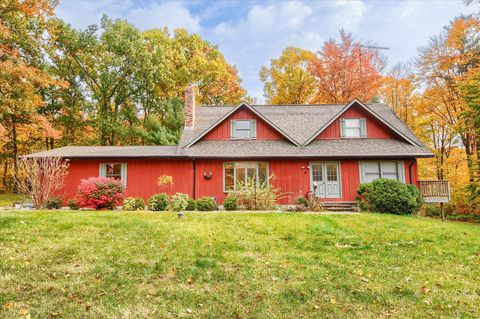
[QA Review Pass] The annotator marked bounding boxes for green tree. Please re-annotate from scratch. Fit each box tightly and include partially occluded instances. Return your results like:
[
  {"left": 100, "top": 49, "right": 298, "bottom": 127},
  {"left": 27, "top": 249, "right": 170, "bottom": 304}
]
[{"left": 259, "top": 47, "right": 317, "bottom": 104}]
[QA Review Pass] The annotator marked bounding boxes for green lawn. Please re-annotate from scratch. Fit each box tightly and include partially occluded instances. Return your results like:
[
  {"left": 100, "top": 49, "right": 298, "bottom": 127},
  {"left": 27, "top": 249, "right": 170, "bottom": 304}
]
[
  {"left": 0, "top": 194, "right": 24, "bottom": 207},
  {"left": 0, "top": 211, "right": 479, "bottom": 318}
]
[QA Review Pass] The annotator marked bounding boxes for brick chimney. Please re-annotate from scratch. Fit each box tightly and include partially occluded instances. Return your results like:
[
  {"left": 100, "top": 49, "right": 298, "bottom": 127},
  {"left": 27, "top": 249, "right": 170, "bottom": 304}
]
[{"left": 184, "top": 85, "right": 196, "bottom": 129}]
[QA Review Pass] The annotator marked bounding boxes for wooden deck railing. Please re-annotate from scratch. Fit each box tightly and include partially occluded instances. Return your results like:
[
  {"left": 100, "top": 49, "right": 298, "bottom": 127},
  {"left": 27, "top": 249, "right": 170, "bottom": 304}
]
[{"left": 418, "top": 180, "right": 450, "bottom": 202}]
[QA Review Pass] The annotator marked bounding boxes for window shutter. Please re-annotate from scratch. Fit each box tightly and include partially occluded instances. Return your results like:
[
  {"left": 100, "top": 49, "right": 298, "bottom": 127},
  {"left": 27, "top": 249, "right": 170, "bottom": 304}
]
[
  {"left": 99, "top": 163, "right": 106, "bottom": 177},
  {"left": 230, "top": 120, "right": 236, "bottom": 139},
  {"left": 250, "top": 120, "right": 256, "bottom": 139},
  {"left": 360, "top": 118, "right": 367, "bottom": 137},
  {"left": 340, "top": 118, "right": 346, "bottom": 138},
  {"left": 121, "top": 163, "right": 127, "bottom": 187}
]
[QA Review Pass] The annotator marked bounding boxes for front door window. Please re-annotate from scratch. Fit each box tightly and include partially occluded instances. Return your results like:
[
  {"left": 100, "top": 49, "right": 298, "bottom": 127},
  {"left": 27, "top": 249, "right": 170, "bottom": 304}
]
[{"left": 311, "top": 162, "right": 341, "bottom": 198}]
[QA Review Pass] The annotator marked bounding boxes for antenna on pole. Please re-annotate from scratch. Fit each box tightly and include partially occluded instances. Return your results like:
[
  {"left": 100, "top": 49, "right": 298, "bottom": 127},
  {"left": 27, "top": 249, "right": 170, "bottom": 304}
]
[{"left": 359, "top": 44, "right": 389, "bottom": 101}]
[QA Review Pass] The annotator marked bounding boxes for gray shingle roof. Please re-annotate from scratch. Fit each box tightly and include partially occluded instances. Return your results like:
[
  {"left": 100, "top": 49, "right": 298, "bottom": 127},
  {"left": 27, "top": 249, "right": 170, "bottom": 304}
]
[
  {"left": 24, "top": 146, "right": 180, "bottom": 158},
  {"left": 24, "top": 101, "right": 433, "bottom": 159},
  {"left": 180, "top": 139, "right": 432, "bottom": 158}
]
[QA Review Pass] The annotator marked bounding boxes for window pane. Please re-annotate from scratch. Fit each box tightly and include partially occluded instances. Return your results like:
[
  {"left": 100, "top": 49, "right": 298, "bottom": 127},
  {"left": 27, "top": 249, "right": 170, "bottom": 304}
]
[
  {"left": 258, "top": 162, "right": 268, "bottom": 185},
  {"left": 381, "top": 162, "right": 397, "bottom": 174},
  {"left": 345, "top": 127, "right": 360, "bottom": 137},
  {"left": 327, "top": 164, "right": 338, "bottom": 181},
  {"left": 236, "top": 120, "right": 251, "bottom": 129},
  {"left": 345, "top": 119, "right": 360, "bottom": 128},
  {"left": 234, "top": 129, "right": 251, "bottom": 139},
  {"left": 236, "top": 165, "right": 246, "bottom": 186},
  {"left": 362, "top": 162, "right": 381, "bottom": 183},
  {"left": 224, "top": 163, "right": 234, "bottom": 190},
  {"left": 312, "top": 164, "right": 323, "bottom": 182},
  {"left": 105, "top": 163, "right": 122, "bottom": 179}
]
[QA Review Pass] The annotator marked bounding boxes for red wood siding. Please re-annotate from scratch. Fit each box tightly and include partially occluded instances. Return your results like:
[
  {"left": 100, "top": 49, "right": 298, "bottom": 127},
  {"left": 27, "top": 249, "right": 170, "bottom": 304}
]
[
  {"left": 317, "top": 104, "right": 395, "bottom": 139},
  {"left": 203, "top": 107, "right": 284, "bottom": 140},
  {"left": 62, "top": 159, "right": 193, "bottom": 201},
  {"left": 61, "top": 157, "right": 420, "bottom": 206}
]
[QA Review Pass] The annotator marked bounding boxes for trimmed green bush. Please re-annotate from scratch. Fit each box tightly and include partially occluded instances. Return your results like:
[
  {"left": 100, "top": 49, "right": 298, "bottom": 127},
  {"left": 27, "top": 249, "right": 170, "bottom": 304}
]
[
  {"left": 223, "top": 196, "right": 238, "bottom": 211},
  {"left": 123, "top": 197, "right": 145, "bottom": 211},
  {"left": 295, "top": 197, "right": 309, "bottom": 207},
  {"left": 196, "top": 196, "right": 217, "bottom": 211},
  {"left": 46, "top": 197, "right": 62, "bottom": 209},
  {"left": 185, "top": 197, "right": 196, "bottom": 211},
  {"left": 148, "top": 193, "right": 169, "bottom": 211},
  {"left": 171, "top": 193, "right": 189, "bottom": 212},
  {"left": 68, "top": 199, "right": 80, "bottom": 210},
  {"left": 357, "top": 178, "right": 422, "bottom": 215}
]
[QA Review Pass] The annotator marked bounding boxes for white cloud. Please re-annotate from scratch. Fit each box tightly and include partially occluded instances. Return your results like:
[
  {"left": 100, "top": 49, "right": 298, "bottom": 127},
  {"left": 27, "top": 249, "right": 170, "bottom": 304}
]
[{"left": 126, "top": 2, "right": 200, "bottom": 32}]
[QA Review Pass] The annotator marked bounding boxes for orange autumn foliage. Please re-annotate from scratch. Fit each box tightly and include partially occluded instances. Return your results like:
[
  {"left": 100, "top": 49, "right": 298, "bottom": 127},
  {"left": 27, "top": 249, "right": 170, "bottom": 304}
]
[{"left": 309, "top": 30, "right": 385, "bottom": 104}]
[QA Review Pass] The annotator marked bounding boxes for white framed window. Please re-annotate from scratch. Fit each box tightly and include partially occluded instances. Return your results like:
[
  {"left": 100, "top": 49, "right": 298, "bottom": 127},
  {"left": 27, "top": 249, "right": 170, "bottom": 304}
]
[
  {"left": 231, "top": 120, "right": 256, "bottom": 139},
  {"left": 359, "top": 161, "right": 405, "bottom": 183},
  {"left": 99, "top": 163, "right": 127, "bottom": 186},
  {"left": 224, "top": 162, "right": 268, "bottom": 191},
  {"left": 340, "top": 118, "right": 367, "bottom": 138}
]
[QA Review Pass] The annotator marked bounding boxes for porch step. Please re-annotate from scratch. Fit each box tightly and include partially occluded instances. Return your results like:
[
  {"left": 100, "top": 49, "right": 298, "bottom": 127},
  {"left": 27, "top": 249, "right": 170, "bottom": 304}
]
[{"left": 322, "top": 202, "right": 358, "bottom": 212}]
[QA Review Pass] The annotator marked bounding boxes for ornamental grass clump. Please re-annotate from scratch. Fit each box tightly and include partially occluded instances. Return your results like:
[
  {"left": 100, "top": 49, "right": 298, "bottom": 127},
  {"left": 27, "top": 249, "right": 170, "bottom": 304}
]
[
  {"left": 228, "top": 177, "right": 282, "bottom": 210},
  {"left": 76, "top": 177, "right": 124, "bottom": 210}
]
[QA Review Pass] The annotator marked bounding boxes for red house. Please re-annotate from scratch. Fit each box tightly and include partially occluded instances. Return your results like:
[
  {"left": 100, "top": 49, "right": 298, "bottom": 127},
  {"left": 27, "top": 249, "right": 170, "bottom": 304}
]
[{"left": 27, "top": 87, "right": 433, "bottom": 206}]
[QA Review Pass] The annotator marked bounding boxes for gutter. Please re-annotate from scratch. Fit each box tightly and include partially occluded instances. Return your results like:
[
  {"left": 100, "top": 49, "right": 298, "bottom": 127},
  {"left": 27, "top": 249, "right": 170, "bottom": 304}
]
[
  {"left": 192, "top": 158, "right": 196, "bottom": 199},
  {"left": 408, "top": 159, "right": 416, "bottom": 185}
]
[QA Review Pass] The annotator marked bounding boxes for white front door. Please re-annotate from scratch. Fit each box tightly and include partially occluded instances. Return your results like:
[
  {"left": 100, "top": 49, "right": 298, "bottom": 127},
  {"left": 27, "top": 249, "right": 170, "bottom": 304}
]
[{"left": 310, "top": 162, "right": 341, "bottom": 198}]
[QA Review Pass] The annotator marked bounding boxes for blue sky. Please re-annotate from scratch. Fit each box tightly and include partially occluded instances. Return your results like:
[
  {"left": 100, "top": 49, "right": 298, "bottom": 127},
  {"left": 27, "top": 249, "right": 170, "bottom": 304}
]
[{"left": 56, "top": 0, "right": 479, "bottom": 102}]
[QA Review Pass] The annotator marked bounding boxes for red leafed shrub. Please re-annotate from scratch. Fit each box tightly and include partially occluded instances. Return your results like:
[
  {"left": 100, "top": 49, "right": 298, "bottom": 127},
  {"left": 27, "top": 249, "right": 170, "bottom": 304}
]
[{"left": 76, "top": 177, "right": 125, "bottom": 210}]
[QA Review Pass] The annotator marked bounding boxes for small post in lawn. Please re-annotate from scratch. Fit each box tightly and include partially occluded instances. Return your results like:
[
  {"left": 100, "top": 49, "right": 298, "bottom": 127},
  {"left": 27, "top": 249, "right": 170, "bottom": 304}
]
[{"left": 440, "top": 203, "right": 445, "bottom": 222}]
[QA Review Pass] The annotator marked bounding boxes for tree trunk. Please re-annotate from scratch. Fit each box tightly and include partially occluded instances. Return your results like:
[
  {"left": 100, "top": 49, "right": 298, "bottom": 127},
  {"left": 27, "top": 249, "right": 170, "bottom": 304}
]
[{"left": 12, "top": 117, "right": 18, "bottom": 194}]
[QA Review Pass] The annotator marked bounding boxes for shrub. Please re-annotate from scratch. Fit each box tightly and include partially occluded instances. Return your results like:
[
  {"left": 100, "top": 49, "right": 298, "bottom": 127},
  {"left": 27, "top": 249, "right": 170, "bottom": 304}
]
[
  {"left": 185, "top": 197, "right": 196, "bottom": 211},
  {"left": 228, "top": 177, "right": 282, "bottom": 210},
  {"left": 223, "top": 196, "right": 238, "bottom": 211},
  {"left": 171, "top": 193, "right": 189, "bottom": 212},
  {"left": 76, "top": 177, "right": 124, "bottom": 210},
  {"left": 68, "top": 199, "right": 80, "bottom": 210},
  {"left": 46, "top": 197, "right": 62, "bottom": 209},
  {"left": 196, "top": 196, "right": 217, "bottom": 211},
  {"left": 147, "top": 193, "right": 169, "bottom": 211},
  {"left": 308, "top": 197, "right": 324, "bottom": 212},
  {"left": 357, "top": 178, "right": 421, "bottom": 215},
  {"left": 295, "top": 197, "right": 309, "bottom": 207},
  {"left": 123, "top": 197, "right": 145, "bottom": 211}
]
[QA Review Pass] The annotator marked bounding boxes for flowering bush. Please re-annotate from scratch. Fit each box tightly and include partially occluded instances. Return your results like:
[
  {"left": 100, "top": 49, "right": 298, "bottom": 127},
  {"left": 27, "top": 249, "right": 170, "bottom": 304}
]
[
  {"left": 170, "top": 193, "right": 189, "bottom": 212},
  {"left": 76, "top": 177, "right": 124, "bottom": 210},
  {"left": 123, "top": 197, "right": 145, "bottom": 211},
  {"left": 148, "top": 193, "right": 169, "bottom": 211}
]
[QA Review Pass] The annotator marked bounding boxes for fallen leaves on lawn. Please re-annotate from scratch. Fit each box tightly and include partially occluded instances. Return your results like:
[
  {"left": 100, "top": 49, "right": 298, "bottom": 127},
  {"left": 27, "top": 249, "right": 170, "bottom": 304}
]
[
  {"left": 421, "top": 286, "right": 430, "bottom": 294},
  {"left": 3, "top": 302, "right": 14, "bottom": 309}
]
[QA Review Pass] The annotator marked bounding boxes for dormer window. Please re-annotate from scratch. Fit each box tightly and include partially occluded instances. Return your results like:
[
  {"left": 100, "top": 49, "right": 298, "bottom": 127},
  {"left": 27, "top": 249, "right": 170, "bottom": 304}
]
[
  {"left": 340, "top": 118, "right": 367, "bottom": 138},
  {"left": 231, "top": 120, "right": 256, "bottom": 139}
]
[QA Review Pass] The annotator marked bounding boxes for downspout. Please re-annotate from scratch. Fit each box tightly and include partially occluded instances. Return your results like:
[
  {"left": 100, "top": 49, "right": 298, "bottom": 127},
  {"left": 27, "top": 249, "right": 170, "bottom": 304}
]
[
  {"left": 408, "top": 159, "right": 416, "bottom": 185},
  {"left": 192, "top": 158, "right": 196, "bottom": 199}
]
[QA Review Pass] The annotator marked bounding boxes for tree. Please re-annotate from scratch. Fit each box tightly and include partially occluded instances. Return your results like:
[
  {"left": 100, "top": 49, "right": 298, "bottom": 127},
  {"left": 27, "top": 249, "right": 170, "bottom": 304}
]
[
  {"left": 143, "top": 28, "right": 247, "bottom": 105},
  {"left": 0, "top": 0, "right": 60, "bottom": 191},
  {"left": 259, "top": 47, "right": 317, "bottom": 104},
  {"left": 15, "top": 157, "right": 69, "bottom": 208},
  {"left": 416, "top": 16, "right": 480, "bottom": 186},
  {"left": 379, "top": 63, "right": 417, "bottom": 126},
  {"left": 309, "top": 30, "right": 385, "bottom": 104}
]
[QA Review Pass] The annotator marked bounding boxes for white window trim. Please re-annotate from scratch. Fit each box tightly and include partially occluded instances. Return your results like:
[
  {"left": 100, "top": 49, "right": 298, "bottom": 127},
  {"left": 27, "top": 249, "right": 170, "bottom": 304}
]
[
  {"left": 99, "top": 163, "right": 127, "bottom": 187},
  {"left": 223, "top": 161, "right": 269, "bottom": 192},
  {"left": 340, "top": 117, "right": 367, "bottom": 138},
  {"left": 230, "top": 119, "right": 257, "bottom": 140},
  {"left": 359, "top": 160, "right": 405, "bottom": 183}
]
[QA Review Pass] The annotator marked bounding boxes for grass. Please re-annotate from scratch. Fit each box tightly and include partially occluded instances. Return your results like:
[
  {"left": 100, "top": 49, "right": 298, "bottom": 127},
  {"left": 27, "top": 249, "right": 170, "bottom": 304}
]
[
  {"left": 0, "top": 194, "right": 24, "bottom": 207},
  {"left": 0, "top": 211, "right": 479, "bottom": 318}
]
